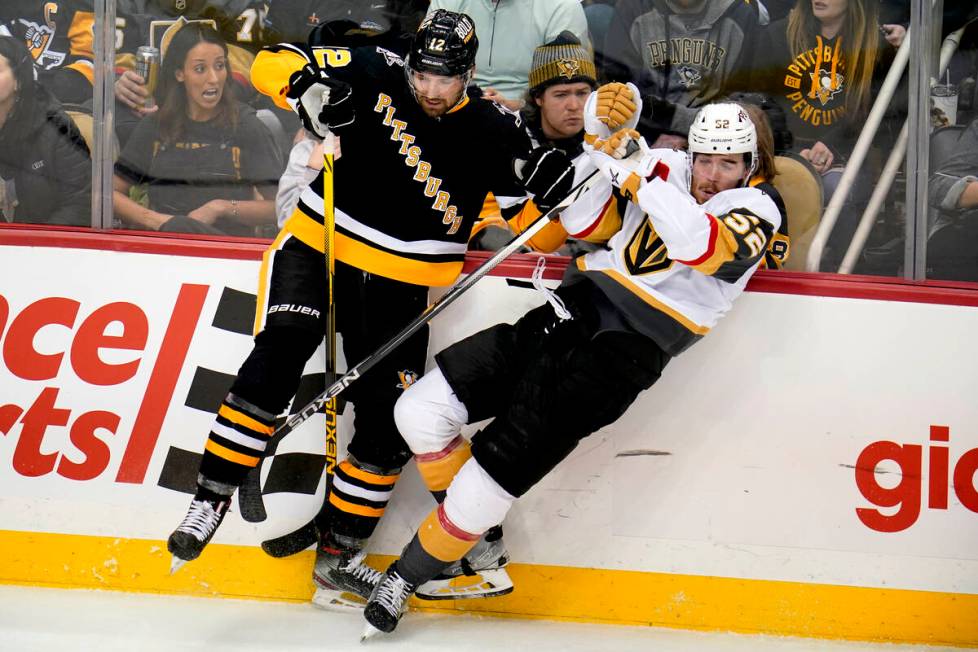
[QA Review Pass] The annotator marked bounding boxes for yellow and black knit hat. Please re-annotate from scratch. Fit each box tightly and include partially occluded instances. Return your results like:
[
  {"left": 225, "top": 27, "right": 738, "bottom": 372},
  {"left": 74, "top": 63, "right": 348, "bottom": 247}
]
[{"left": 528, "top": 32, "right": 597, "bottom": 96}]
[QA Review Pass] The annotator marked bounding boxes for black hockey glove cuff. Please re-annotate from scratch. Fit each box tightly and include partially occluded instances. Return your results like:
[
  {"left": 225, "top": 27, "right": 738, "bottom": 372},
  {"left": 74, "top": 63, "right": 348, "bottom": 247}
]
[
  {"left": 285, "top": 64, "right": 355, "bottom": 139},
  {"left": 514, "top": 147, "right": 574, "bottom": 212}
]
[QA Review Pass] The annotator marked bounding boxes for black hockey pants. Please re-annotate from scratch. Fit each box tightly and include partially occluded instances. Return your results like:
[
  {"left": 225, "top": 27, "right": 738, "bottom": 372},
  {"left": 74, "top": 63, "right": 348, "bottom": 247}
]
[
  {"left": 223, "top": 236, "right": 428, "bottom": 474},
  {"left": 435, "top": 280, "right": 670, "bottom": 498}
]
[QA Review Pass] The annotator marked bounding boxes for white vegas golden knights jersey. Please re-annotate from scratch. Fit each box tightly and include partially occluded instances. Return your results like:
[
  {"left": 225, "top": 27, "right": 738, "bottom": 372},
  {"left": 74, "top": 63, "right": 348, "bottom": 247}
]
[{"left": 559, "top": 148, "right": 781, "bottom": 355}]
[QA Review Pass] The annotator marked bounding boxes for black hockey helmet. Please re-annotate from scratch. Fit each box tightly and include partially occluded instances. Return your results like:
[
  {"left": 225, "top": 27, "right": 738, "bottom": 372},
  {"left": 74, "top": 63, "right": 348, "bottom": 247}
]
[{"left": 408, "top": 10, "right": 478, "bottom": 77}]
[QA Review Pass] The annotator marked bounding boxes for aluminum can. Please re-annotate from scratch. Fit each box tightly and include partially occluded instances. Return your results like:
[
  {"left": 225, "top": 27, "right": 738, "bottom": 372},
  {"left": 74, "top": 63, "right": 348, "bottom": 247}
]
[{"left": 134, "top": 46, "right": 160, "bottom": 108}]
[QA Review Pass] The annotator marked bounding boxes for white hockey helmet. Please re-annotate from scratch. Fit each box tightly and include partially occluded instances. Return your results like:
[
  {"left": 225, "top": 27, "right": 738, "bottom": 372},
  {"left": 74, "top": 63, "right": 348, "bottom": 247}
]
[{"left": 687, "top": 103, "right": 758, "bottom": 179}]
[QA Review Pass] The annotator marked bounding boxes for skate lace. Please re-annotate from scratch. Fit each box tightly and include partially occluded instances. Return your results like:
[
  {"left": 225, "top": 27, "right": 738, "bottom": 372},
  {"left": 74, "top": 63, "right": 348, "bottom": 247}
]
[
  {"left": 375, "top": 571, "right": 414, "bottom": 616},
  {"left": 342, "top": 550, "right": 384, "bottom": 585},
  {"left": 177, "top": 499, "right": 222, "bottom": 541}
]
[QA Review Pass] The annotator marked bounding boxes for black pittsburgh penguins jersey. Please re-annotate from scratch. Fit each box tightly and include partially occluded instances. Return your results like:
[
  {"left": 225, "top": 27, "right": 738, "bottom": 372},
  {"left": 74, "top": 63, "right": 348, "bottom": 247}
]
[
  {"left": 252, "top": 43, "right": 533, "bottom": 286},
  {"left": 0, "top": 1, "right": 95, "bottom": 92}
]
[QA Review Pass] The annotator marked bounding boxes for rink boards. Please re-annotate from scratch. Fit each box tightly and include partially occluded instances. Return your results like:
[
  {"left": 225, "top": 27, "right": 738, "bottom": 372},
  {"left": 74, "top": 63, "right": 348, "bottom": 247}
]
[{"left": 0, "top": 232, "right": 976, "bottom": 647}]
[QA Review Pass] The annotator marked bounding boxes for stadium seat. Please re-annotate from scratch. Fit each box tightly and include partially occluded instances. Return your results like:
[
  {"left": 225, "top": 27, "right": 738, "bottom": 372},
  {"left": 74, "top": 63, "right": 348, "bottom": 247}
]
[
  {"left": 772, "top": 153, "right": 823, "bottom": 271},
  {"left": 63, "top": 104, "right": 119, "bottom": 161}
]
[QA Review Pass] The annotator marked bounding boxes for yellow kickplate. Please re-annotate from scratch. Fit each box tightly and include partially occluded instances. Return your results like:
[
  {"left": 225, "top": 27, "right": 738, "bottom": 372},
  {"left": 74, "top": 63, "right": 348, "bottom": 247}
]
[{"left": 1, "top": 530, "right": 975, "bottom": 648}]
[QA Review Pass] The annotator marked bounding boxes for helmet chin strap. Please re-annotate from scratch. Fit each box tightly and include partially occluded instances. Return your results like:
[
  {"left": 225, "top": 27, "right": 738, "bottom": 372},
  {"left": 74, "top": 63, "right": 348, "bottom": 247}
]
[{"left": 444, "top": 69, "right": 473, "bottom": 112}]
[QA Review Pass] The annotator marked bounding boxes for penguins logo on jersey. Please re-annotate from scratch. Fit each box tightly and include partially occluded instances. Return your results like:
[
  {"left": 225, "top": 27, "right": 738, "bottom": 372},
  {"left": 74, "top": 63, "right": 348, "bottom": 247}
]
[
  {"left": 20, "top": 4, "right": 66, "bottom": 70},
  {"left": 557, "top": 58, "right": 580, "bottom": 80},
  {"left": 376, "top": 47, "right": 404, "bottom": 68},
  {"left": 396, "top": 370, "right": 419, "bottom": 389},
  {"left": 809, "top": 71, "right": 845, "bottom": 106},
  {"left": 677, "top": 66, "right": 702, "bottom": 89}
]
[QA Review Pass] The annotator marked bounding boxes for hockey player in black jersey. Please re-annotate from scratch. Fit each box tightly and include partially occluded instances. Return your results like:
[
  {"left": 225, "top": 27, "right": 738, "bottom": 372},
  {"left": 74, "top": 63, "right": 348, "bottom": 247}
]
[
  {"left": 167, "top": 9, "right": 576, "bottom": 609},
  {"left": 360, "top": 98, "right": 785, "bottom": 637}
]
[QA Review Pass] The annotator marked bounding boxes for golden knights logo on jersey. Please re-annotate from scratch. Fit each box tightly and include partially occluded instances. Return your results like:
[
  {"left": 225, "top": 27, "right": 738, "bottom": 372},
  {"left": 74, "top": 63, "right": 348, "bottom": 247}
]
[{"left": 625, "top": 218, "right": 673, "bottom": 276}]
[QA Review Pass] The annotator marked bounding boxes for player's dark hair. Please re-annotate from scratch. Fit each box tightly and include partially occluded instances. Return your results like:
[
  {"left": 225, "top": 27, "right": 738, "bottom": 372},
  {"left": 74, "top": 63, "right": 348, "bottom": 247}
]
[
  {"left": 738, "top": 102, "right": 777, "bottom": 181},
  {"left": 0, "top": 35, "right": 42, "bottom": 142},
  {"left": 157, "top": 23, "right": 238, "bottom": 144}
]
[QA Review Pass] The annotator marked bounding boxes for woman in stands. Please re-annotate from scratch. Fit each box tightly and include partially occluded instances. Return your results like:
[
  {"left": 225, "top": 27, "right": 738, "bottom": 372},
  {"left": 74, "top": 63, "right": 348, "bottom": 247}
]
[
  {"left": 113, "top": 23, "right": 282, "bottom": 236},
  {"left": 751, "top": 0, "right": 894, "bottom": 198},
  {"left": 0, "top": 36, "right": 91, "bottom": 227}
]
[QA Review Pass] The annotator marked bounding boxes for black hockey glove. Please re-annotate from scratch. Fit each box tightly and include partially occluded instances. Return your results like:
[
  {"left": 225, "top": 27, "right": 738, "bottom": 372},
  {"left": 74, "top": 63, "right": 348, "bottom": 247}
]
[
  {"left": 514, "top": 147, "right": 574, "bottom": 212},
  {"left": 285, "top": 64, "right": 354, "bottom": 139}
]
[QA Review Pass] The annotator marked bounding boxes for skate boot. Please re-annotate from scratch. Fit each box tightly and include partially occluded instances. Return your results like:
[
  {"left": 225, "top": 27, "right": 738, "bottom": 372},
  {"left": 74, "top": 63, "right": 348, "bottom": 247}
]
[
  {"left": 312, "top": 534, "right": 383, "bottom": 611},
  {"left": 416, "top": 525, "right": 514, "bottom": 600},
  {"left": 167, "top": 493, "right": 231, "bottom": 573},
  {"left": 361, "top": 563, "right": 417, "bottom": 640}
]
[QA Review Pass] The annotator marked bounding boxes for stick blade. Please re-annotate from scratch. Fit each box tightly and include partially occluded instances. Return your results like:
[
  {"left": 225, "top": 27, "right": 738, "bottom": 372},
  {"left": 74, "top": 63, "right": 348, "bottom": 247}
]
[
  {"left": 238, "top": 466, "right": 267, "bottom": 523},
  {"left": 260, "top": 519, "right": 319, "bottom": 557}
]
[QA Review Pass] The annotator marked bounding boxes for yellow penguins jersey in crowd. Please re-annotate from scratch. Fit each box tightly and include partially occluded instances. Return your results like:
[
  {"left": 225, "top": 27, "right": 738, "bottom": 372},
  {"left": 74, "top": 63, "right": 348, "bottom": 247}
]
[
  {"left": 0, "top": 1, "right": 95, "bottom": 86},
  {"left": 559, "top": 148, "right": 782, "bottom": 355},
  {"left": 252, "top": 42, "right": 534, "bottom": 287}
]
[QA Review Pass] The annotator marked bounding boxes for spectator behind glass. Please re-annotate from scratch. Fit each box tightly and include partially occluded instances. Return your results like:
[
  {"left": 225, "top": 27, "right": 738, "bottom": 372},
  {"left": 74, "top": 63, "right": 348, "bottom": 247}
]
[
  {"left": 927, "top": 117, "right": 978, "bottom": 282},
  {"left": 522, "top": 32, "right": 597, "bottom": 153},
  {"left": 470, "top": 32, "right": 597, "bottom": 253},
  {"left": 0, "top": 35, "right": 91, "bottom": 226},
  {"left": 114, "top": 1, "right": 271, "bottom": 147},
  {"left": 602, "top": 0, "right": 761, "bottom": 149},
  {"left": 112, "top": 23, "right": 283, "bottom": 236},
  {"left": 427, "top": 0, "right": 590, "bottom": 112},
  {"left": 751, "top": 0, "right": 895, "bottom": 188},
  {"left": 263, "top": 0, "right": 427, "bottom": 46},
  {"left": 0, "top": 1, "right": 95, "bottom": 104}
]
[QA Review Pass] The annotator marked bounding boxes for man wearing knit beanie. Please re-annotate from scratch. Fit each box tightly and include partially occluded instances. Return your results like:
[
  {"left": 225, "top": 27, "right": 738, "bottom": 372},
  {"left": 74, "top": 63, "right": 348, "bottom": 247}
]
[
  {"left": 522, "top": 31, "right": 597, "bottom": 154},
  {"left": 473, "top": 32, "right": 597, "bottom": 253}
]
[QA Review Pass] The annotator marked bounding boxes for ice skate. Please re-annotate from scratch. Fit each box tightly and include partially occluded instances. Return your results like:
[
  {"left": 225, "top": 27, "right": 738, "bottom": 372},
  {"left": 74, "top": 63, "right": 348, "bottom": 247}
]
[
  {"left": 361, "top": 563, "right": 417, "bottom": 639},
  {"left": 312, "top": 535, "right": 383, "bottom": 611},
  {"left": 167, "top": 494, "right": 230, "bottom": 573},
  {"left": 416, "top": 526, "right": 514, "bottom": 600}
]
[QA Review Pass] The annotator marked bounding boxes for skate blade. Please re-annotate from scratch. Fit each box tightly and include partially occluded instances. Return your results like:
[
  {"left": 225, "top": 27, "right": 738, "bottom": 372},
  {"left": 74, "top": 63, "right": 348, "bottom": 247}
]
[
  {"left": 169, "top": 555, "right": 188, "bottom": 574},
  {"left": 311, "top": 587, "right": 367, "bottom": 612},
  {"left": 360, "top": 622, "right": 383, "bottom": 642},
  {"left": 415, "top": 568, "right": 514, "bottom": 601}
]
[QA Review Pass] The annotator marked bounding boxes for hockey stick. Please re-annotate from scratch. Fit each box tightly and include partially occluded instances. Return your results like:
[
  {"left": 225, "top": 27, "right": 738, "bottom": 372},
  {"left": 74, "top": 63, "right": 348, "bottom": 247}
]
[
  {"left": 318, "top": 131, "right": 340, "bottom": 533},
  {"left": 237, "top": 134, "right": 339, "bottom": 524},
  {"left": 260, "top": 166, "right": 604, "bottom": 557}
]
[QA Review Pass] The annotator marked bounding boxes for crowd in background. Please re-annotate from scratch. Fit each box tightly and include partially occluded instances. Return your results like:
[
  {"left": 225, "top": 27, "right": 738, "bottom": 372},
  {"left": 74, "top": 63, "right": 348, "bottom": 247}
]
[{"left": 0, "top": 0, "right": 977, "bottom": 278}]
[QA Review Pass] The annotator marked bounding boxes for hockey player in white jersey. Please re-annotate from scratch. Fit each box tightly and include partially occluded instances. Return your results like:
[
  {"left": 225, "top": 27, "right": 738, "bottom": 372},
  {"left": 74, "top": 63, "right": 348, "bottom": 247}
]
[{"left": 359, "top": 95, "right": 783, "bottom": 637}]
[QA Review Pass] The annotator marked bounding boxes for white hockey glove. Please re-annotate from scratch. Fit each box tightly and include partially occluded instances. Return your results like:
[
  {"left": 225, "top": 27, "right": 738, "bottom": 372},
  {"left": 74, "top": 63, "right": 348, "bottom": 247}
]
[
  {"left": 589, "top": 131, "right": 659, "bottom": 203},
  {"left": 285, "top": 64, "right": 354, "bottom": 139},
  {"left": 583, "top": 82, "right": 642, "bottom": 147}
]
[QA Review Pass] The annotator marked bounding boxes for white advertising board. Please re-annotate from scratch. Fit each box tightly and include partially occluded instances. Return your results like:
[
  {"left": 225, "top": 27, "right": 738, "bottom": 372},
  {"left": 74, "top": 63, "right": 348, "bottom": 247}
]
[{"left": 1, "top": 244, "right": 976, "bottom": 601}]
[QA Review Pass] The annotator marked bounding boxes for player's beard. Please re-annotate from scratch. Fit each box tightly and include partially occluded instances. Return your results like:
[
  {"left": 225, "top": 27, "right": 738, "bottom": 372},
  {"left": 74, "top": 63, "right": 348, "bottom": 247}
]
[{"left": 416, "top": 91, "right": 463, "bottom": 118}]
